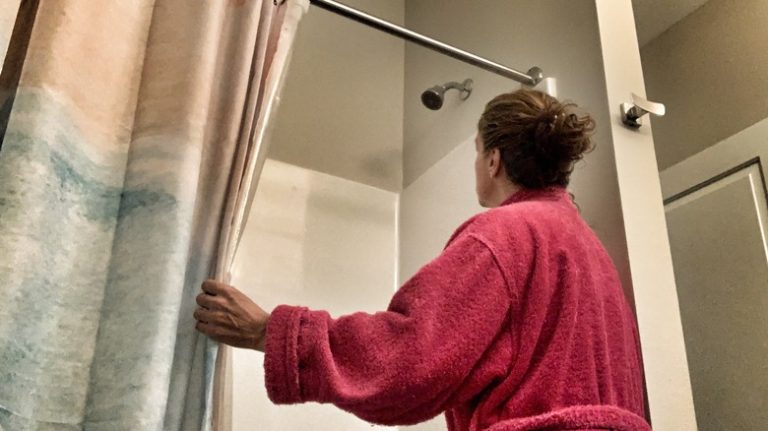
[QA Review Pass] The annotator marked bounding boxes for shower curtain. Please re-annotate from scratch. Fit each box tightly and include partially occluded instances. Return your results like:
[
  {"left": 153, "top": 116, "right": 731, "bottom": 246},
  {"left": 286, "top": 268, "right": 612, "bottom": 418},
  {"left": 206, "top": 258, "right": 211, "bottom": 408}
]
[
  {"left": 0, "top": 0, "right": 22, "bottom": 65},
  {"left": 0, "top": 0, "right": 308, "bottom": 429}
]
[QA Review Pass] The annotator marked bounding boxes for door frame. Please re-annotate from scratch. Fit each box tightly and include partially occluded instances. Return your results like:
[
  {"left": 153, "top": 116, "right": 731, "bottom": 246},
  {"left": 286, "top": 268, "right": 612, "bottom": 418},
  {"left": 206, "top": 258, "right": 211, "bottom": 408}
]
[
  {"left": 595, "top": 1, "right": 697, "bottom": 428},
  {"left": 661, "top": 118, "right": 768, "bottom": 204},
  {"left": 664, "top": 157, "right": 768, "bottom": 206}
]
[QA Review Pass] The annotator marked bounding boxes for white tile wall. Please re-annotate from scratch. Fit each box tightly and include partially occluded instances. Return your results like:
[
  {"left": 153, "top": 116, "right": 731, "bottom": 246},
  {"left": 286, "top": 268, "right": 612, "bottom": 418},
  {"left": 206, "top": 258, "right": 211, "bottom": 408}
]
[{"left": 230, "top": 158, "right": 399, "bottom": 431}]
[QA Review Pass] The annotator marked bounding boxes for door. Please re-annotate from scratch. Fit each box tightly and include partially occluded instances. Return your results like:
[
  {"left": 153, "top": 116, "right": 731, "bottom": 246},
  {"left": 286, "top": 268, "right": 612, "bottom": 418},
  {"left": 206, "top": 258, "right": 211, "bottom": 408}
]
[{"left": 661, "top": 119, "right": 768, "bottom": 430}]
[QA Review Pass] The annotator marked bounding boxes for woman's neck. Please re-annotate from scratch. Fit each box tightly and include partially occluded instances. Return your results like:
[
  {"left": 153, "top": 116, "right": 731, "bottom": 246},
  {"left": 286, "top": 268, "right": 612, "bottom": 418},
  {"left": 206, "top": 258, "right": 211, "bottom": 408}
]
[{"left": 486, "top": 181, "right": 522, "bottom": 208}]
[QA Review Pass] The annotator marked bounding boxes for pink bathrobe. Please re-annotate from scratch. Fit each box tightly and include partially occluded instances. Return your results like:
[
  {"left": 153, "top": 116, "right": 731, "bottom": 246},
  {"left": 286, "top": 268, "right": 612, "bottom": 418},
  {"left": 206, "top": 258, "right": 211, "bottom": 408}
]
[{"left": 264, "top": 187, "right": 650, "bottom": 431}]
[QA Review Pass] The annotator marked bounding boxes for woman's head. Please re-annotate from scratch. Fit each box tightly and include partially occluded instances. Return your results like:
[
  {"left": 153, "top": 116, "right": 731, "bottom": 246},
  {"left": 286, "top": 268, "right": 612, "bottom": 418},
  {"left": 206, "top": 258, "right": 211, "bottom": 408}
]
[{"left": 474, "top": 89, "right": 595, "bottom": 207}]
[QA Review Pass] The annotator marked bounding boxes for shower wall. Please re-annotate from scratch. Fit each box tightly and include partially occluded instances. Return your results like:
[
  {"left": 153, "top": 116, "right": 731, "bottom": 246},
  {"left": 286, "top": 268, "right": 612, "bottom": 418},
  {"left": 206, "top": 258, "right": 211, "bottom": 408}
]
[
  {"left": 399, "top": 136, "right": 480, "bottom": 285},
  {"left": 267, "top": 0, "right": 405, "bottom": 191},
  {"left": 230, "top": 159, "right": 398, "bottom": 431}
]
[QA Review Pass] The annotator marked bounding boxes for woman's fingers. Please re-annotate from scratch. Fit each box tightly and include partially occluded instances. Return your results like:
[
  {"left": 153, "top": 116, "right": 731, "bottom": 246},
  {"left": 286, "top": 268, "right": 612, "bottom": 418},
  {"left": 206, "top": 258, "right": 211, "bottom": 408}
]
[
  {"left": 201, "top": 279, "right": 230, "bottom": 296},
  {"left": 195, "top": 320, "right": 210, "bottom": 333},
  {"left": 196, "top": 291, "right": 225, "bottom": 310},
  {"left": 193, "top": 307, "right": 209, "bottom": 323},
  {"left": 193, "top": 307, "right": 223, "bottom": 323},
  {"left": 194, "top": 281, "right": 269, "bottom": 351},
  {"left": 193, "top": 307, "right": 230, "bottom": 324}
]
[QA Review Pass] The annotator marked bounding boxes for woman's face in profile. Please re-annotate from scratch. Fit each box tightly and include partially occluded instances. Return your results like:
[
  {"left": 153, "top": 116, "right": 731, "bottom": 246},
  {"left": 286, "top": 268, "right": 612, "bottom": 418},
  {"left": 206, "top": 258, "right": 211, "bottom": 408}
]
[{"left": 474, "top": 133, "right": 492, "bottom": 208}]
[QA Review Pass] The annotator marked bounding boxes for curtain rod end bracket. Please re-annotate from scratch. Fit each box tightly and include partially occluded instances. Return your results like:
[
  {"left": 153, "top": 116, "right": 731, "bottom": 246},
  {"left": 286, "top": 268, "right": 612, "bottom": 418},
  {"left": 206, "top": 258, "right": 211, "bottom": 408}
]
[{"left": 526, "top": 67, "right": 544, "bottom": 86}]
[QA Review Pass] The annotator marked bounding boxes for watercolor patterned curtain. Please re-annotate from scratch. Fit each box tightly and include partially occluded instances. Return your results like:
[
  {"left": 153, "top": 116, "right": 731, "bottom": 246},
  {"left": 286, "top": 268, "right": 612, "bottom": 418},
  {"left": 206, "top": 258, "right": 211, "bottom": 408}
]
[{"left": 0, "top": 0, "right": 308, "bottom": 429}]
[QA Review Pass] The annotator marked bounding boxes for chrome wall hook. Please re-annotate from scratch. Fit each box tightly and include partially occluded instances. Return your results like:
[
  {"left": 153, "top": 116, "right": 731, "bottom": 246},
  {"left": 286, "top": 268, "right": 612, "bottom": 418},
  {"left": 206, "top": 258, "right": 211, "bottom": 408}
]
[{"left": 621, "top": 93, "right": 665, "bottom": 128}]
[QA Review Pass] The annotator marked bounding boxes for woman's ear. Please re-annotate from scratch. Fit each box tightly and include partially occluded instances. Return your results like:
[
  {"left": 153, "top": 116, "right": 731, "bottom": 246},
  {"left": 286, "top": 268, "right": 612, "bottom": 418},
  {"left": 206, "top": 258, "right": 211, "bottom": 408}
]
[{"left": 488, "top": 148, "right": 503, "bottom": 178}]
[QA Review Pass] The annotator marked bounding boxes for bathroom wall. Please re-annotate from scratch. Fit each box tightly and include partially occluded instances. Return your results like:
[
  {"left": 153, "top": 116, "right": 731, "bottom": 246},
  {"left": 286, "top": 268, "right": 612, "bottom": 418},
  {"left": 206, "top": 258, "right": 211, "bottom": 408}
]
[
  {"left": 267, "top": 0, "right": 405, "bottom": 191},
  {"left": 401, "top": 0, "right": 632, "bottom": 304},
  {"left": 641, "top": 0, "right": 768, "bottom": 169},
  {"left": 230, "top": 158, "right": 398, "bottom": 431}
]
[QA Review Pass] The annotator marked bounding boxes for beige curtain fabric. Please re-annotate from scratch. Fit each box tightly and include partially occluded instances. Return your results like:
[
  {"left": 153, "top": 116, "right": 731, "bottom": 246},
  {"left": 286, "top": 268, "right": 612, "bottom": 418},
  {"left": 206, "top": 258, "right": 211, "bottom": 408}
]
[
  {"left": 0, "top": 0, "right": 307, "bottom": 428},
  {"left": 0, "top": 0, "right": 23, "bottom": 68},
  {"left": 211, "top": 2, "right": 310, "bottom": 429}
]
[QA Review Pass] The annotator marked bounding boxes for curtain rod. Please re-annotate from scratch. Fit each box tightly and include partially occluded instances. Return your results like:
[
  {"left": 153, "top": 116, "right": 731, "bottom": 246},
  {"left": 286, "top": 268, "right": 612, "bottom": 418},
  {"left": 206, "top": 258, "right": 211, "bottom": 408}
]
[{"left": 298, "top": 0, "right": 544, "bottom": 86}]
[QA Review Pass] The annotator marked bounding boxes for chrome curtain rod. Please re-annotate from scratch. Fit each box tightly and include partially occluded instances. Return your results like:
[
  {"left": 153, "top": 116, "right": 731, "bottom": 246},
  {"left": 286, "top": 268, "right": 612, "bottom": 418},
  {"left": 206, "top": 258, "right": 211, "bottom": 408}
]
[{"left": 301, "top": 0, "right": 544, "bottom": 86}]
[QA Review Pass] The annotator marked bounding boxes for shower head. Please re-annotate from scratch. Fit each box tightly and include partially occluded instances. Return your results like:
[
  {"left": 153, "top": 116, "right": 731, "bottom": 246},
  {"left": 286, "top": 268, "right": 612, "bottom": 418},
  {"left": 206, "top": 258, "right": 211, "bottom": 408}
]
[
  {"left": 421, "top": 86, "right": 445, "bottom": 110},
  {"left": 421, "top": 79, "right": 473, "bottom": 111}
]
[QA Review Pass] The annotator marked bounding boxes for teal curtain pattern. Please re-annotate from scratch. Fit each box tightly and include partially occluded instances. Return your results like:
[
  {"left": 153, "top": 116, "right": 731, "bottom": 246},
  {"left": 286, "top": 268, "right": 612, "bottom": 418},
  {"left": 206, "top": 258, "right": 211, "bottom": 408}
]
[{"left": 0, "top": 0, "right": 307, "bottom": 429}]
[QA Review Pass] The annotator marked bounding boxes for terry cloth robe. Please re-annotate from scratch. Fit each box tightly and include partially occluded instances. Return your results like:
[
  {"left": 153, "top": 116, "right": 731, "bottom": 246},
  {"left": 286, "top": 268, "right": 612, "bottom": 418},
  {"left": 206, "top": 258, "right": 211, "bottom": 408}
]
[{"left": 264, "top": 187, "right": 650, "bottom": 431}]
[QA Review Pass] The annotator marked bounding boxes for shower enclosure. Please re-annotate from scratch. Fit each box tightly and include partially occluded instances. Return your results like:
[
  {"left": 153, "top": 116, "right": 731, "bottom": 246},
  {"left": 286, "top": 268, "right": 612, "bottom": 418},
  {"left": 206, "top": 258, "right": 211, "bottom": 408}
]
[{"left": 226, "top": 0, "right": 692, "bottom": 430}]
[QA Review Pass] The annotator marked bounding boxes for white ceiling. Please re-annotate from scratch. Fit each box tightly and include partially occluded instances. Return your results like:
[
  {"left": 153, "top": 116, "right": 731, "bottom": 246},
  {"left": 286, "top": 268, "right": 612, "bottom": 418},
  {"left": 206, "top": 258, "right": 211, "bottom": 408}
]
[{"left": 632, "top": 0, "right": 711, "bottom": 46}]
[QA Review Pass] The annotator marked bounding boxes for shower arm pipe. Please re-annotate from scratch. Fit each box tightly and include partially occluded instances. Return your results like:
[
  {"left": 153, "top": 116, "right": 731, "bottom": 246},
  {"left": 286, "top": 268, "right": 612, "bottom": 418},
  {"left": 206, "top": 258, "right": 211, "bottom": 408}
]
[{"left": 304, "top": 0, "right": 544, "bottom": 86}]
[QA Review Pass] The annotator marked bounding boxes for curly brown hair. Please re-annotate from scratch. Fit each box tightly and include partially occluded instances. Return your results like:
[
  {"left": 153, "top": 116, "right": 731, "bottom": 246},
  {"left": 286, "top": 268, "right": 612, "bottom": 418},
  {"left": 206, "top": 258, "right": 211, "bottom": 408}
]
[{"left": 477, "top": 89, "right": 595, "bottom": 189}]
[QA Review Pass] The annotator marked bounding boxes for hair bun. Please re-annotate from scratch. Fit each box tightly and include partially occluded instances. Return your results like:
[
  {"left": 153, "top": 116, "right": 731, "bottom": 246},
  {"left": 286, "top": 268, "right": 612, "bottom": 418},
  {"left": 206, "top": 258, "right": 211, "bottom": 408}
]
[
  {"left": 531, "top": 106, "right": 593, "bottom": 161},
  {"left": 477, "top": 89, "right": 596, "bottom": 189}
]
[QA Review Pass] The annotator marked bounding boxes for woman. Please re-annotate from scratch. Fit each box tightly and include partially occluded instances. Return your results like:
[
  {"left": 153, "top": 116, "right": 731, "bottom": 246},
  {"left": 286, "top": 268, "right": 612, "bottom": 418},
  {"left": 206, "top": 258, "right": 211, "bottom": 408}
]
[{"left": 194, "top": 89, "right": 651, "bottom": 431}]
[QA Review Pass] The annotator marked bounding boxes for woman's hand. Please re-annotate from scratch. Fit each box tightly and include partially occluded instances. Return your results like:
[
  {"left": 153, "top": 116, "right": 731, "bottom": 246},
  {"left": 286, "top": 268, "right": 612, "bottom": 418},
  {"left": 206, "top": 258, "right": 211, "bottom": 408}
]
[{"left": 194, "top": 280, "right": 270, "bottom": 352}]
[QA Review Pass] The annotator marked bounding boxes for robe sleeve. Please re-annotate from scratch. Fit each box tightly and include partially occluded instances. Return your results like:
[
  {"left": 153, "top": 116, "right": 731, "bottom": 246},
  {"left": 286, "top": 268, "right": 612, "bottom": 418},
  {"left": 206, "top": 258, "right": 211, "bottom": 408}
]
[{"left": 263, "top": 232, "right": 512, "bottom": 425}]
